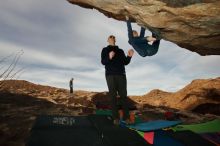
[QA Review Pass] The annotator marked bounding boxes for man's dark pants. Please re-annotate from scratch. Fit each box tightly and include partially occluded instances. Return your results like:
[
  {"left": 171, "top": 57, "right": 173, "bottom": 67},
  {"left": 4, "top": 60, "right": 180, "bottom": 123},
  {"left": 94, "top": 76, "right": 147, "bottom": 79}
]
[
  {"left": 106, "top": 75, "right": 129, "bottom": 120},
  {"left": 70, "top": 87, "right": 73, "bottom": 93}
]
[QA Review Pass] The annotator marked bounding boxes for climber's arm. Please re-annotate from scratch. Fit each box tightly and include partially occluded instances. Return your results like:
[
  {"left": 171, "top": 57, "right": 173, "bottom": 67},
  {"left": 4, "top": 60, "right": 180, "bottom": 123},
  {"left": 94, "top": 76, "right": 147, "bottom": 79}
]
[
  {"left": 140, "top": 27, "right": 145, "bottom": 37},
  {"left": 126, "top": 18, "right": 133, "bottom": 40}
]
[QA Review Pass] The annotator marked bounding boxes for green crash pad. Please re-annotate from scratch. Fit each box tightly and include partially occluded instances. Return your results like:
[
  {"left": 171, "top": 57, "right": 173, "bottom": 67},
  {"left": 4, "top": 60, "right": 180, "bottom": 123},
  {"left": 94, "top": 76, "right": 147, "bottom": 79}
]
[{"left": 172, "top": 119, "right": 220, "bottom": 134}]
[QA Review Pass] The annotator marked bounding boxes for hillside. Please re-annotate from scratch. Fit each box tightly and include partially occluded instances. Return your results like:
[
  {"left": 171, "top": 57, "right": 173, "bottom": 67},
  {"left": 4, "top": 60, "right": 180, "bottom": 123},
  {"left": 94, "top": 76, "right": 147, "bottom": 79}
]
[{"left": 130, "top": 77, "right": 220, "bottom": 114}]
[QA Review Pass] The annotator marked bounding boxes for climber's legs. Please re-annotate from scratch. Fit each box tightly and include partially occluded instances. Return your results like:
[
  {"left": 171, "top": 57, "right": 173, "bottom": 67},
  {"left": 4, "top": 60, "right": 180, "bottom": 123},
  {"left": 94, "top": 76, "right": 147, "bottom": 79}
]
[
  {"left": 149, "top": 39, "right": 160, "bottom": 56},
  {"left": 145, "top": 32, "right": 161, "bottom": 56}
]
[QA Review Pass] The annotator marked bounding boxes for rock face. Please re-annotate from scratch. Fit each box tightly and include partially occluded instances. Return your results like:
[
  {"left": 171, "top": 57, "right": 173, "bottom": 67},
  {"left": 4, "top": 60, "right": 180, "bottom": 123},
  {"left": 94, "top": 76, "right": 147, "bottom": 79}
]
[
  {"left": 67, "top": 0, "right": 220, "bottom": 55},
  {"left": 130, "top": 77, "right": 220, "bottom": 113}
]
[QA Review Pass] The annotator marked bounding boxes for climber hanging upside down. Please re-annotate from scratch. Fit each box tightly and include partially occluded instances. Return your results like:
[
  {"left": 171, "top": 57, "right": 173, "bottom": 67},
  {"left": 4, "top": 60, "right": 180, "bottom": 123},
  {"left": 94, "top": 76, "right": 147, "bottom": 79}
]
[{"left": 126, "top": 16, "right": 161, "bottom": 57}]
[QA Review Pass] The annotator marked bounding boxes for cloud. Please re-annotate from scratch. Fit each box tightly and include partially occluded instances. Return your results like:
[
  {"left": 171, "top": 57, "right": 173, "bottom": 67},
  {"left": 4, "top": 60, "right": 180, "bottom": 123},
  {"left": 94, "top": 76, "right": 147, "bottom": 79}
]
[
  {"left": 0, "top": 41, "right": 100, "bottom": 70},
  {"left": 125, "top": 60, "right": 188, "bottom": 94},
  {"left": 21, "top": 67, "right": 106, "bottom": 92},
  {"left": 0, "top": 41, "right": 106, "bottom": 92}
]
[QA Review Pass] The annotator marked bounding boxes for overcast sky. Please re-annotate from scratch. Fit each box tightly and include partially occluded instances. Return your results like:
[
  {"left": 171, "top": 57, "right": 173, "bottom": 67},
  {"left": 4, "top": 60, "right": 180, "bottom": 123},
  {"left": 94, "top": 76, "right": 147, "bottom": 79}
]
[{"left": 0, "top": 0, "right": 220, "bottom": 95}]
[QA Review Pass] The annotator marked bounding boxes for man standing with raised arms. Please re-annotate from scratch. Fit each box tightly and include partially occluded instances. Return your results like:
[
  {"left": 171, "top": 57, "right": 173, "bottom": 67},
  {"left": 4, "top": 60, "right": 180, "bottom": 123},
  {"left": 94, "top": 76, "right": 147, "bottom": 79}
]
[{"left": 101, "top": 35, "right": 134, "bottom": 125}]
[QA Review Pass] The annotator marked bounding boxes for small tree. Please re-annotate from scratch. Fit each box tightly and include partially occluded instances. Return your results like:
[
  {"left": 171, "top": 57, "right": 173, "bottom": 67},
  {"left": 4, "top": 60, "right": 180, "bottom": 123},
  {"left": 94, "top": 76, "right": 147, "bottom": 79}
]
[{"left": 0, "top": 50, "right": 24, "bottom": 89}]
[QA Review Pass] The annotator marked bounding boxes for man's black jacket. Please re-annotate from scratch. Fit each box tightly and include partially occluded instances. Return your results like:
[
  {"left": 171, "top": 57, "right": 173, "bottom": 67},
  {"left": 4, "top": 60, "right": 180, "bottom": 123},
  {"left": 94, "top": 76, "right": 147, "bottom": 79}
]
[{"left": 101, "top": 45, "right": 131, "bottom": 76}]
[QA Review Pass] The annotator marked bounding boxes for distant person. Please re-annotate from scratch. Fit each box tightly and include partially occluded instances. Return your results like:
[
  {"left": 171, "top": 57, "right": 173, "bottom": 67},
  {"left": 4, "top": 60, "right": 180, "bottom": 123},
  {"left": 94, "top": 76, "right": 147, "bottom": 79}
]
[
  {"left": 126, "top": 16, "right": 161, "bottom": 57},
  {"left": 69, "top": 78, "right": 74, "bottom": 94},
  {"left": 101, "top": 35, "right": 134, "bottom": 125}
]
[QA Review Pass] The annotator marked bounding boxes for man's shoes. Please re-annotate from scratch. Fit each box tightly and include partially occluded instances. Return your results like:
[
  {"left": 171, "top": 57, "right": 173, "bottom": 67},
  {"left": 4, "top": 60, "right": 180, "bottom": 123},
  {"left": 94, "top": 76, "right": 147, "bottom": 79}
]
[
  {"left": 125, "top": 119, "right": 132, "bottom": 125},
  {"left": 113, "top": 119, "right": 119, "bottom": 125},
  {"left": 125, "top": 119, "right": 135, "bottom": 125}
]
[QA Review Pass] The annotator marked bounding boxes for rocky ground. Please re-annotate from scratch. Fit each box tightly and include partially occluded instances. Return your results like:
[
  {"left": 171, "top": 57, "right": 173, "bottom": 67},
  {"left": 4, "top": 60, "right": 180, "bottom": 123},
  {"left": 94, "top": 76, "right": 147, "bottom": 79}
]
[{"left": 0, "top": 78, "right": 219, "bottom": 146}]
